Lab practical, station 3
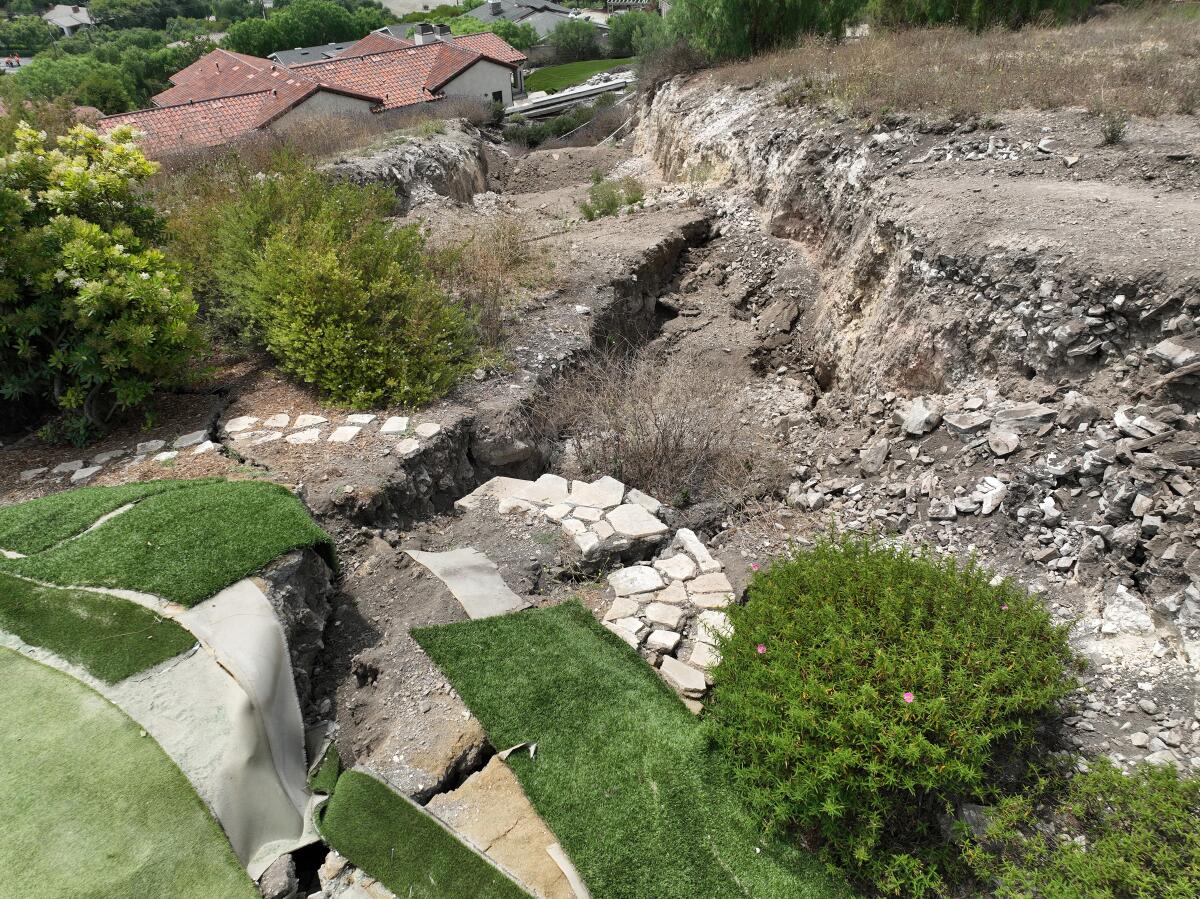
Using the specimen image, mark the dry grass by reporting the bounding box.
[533,351,763,508]
[717,3,1200,118]
[429,215,556,347]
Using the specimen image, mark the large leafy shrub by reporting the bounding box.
[966,757,1200,897]
[0,124,196,433]
[167,158,477,408]
[706,536,1076,895]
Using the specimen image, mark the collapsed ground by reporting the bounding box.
[3,19,1200,896]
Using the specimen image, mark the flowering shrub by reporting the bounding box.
[0,123,196,435]
[705,535,1077,895]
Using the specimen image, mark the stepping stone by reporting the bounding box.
[406,547,530,619]
[606,504,669,540]
[92,449,127,465]
[690,572,733,594]
[346,413,376,425]
[542,503,572,522]
[153,451,178,462]
[657,581,688,605]
[70,465,101,482]
[568,476,625,509]
[285,428,321,445]
[659,657,707,698]
[574,531,601,559]
[676,528,723,574]
[293,414,326,429]
[645,602,684,630]
[530,474,569,504]
[611,617,646,640]
[223,416,258,433]
[608,566,664,596]
[380,416,409,435]
[394,438,421,457]
[690,642,720,670]
[173,430,207,449]
[591,520,615,541]
[262,414,290,429]
[626,488,662,514]
[52,459,84,475]
[697,610,732,644]
[561,518,587,537]
[250,432,281,446]
[328,426,361,443]
[136,439,166,455]
[231,430,270,443]
[691,592,732,609]
[20,467,47,482]
[415,422,441,438]
[573,506,603,523]
[654,554,697,581]
[193,440,218,455]
[604,595,640,622]
[604,621,640,650]
[498,497,538,515]
[647,629,682,653]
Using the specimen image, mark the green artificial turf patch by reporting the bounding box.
[0,479,203,555]
[308,742,342,795]
[0,571,196,683]
[525,58,635,93]
[0,647,258,898]
[317,769,531,899]
[414,601,849,899]
[5,480,335,606]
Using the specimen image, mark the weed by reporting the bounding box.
[1096,107,1130,146]
[579,177,644,221]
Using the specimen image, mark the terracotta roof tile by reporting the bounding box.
[154,49,298,106]
[297,43,444,110]
[99,91,284,155]
[424,43,485,92]
[452,31,527,66]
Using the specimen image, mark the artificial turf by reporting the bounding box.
[317,769,531,899]
[525,57,635,93]
[4,480,335,606]
[414,601,850,899]
[0,479,202,555]
[0,647,258,898]
[0,571,196,683]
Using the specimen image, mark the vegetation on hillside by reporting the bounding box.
[221,0,392,58]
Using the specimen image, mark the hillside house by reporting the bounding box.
[97,30,526,156]
[42,4,94,36]
[462,0,610,40]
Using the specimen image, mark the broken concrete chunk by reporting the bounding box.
[645,602,685,630]
[900,396,943,436]
[608,566,665,596]
[988,431,1021,457]
[647,629,682,653]
[568,476,626,509]
[222,416,258,434]
[992,403,1056,433]
[944,412,991,436]
[173,430,207,449]
[380,416,410,435]
[604,596,640,622]
[676,528,723,573]
[659,656,707,698]
[653,554,697,581]
[625,488,662,515]
[292,414,327,429]
[606,503,669,540]
[285,428,321,445]
[327,426,361,443]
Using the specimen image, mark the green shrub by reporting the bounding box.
[548,18,601,63]
[966,757,1200,898]
[580,176,644,220]
[0,123,196,436]
[705,535,1077,895]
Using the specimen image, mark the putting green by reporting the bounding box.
[0,648,258,898]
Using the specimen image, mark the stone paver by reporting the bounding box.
[92,449,127,464]
[568,476,625,509]
[293,414,326,429]
[647,629,682,653]
[173,430,207,449]
[406,547,530,619]
[223,416,258,434]
[346,413,376,425]
[327,426,361,443]
[606,504,669,540]
[689,642,720,670]
[659,657,707,698]
[262,414,290,429]
[604,596,640,621]
[285,428,320,445]
[644,602,684,630]
[676,528,723,573]
[608,566,664,597]
[70,465,101,482]
[653,554,697,581]
[415,422,441,438]
[380,416,409,435]
[394,438,421,456]
[20,467,47,481]
[697,611,732,645]
[689,572,733,594]
[52,459,83,474]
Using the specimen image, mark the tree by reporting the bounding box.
[489,19,539,52]
[0,124,197,434]
[0,16,58,57]
[15,54,135,104]
[667,0,860,59]
[73,68,133,112]
[222,17,278,57]
[548,18,600,63]
[608,9,666,57]
[222,0,384,57]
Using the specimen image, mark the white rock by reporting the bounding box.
[689,642,720,670]
[697,610,732,644]
[676,528,722,573]
[249,433,281,446]
[193,440,218,455]
[604,596,640,622]
[645,602,685,630]
[591,520,615,541]
[573,506,603,523]
[415,422,441,438]
[604,622,640,650]
[394,438,421,457]
[647,630,682,653]
[286,428,321,445]
[1101,586,1155,635]
[988,431,1021,457]
[53,459,84,474]
[691,592,732,609]
[19,467,47,481]
[346,413,376,425]
[293,414,327,429]
[328,426,361,443]
[135,439,165,455]
[153,450,178,462]
[659,657,707,698]
[608,566,665,596]
[606,504,669,540]
[262,414,290,429]
[173,430,207,449]
[901,396,943,436]
[91,449,127,465]
[498,497,538,515]
[223,416,258,434]
[574,531,601,559]
[689,572,733,594]
[654,554,697,581]
[993,402,1056,433]
[542,503,573,522]
[380,416,410,435]
[657,581,688,605]
[529,474,570,504]
[70,465,101,482]
[561,518,588,537]
[568,476,626,509]
[625,488,662,515]
[612,616,646,639]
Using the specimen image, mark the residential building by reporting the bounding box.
[42,4,94,36]
[463,0,610,40]
[97,30,527,157]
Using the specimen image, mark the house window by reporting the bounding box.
[492,90,504,103]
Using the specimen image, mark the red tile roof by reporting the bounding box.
[451,31,527,66]
[316,30,412,62]
[154,48,296,106]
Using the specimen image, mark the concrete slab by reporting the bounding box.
[406,548,530,619]
[380,416,410,435]
[328,426,361,443]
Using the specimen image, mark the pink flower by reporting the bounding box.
[756,643,767,655]
[903,691,915,703]
[1001,604,1009,611]
[751,563,760,572]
